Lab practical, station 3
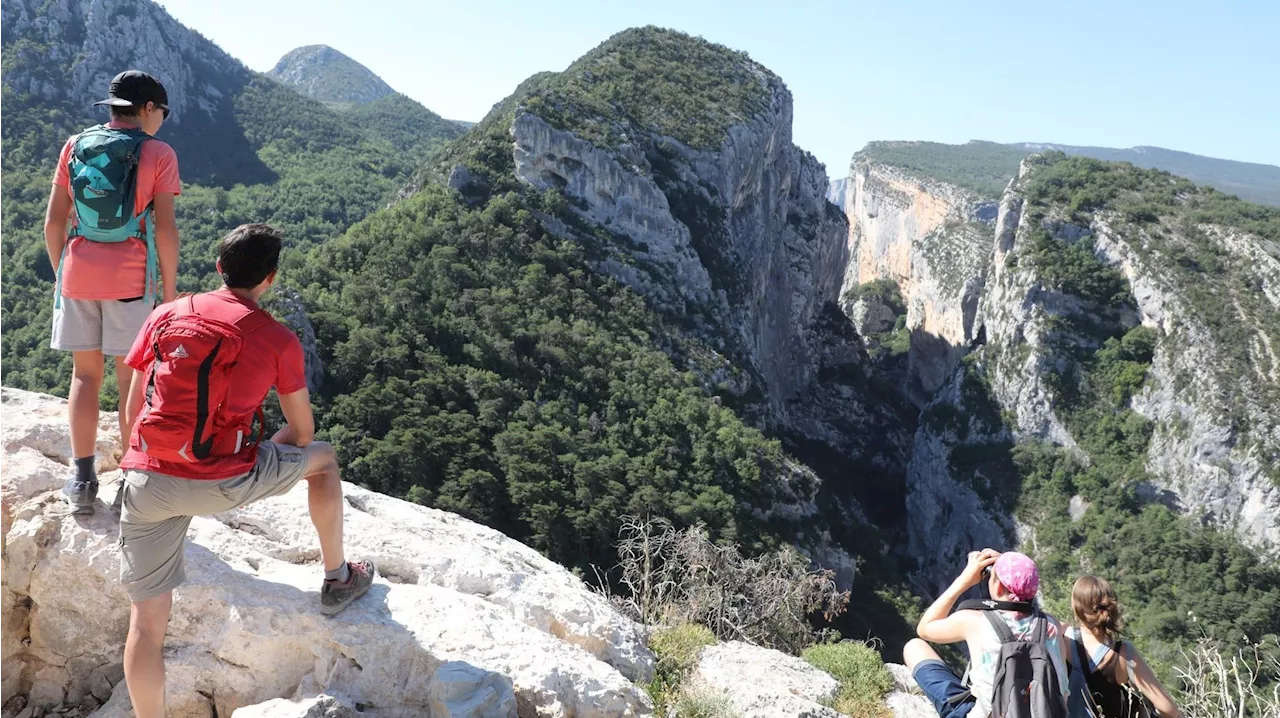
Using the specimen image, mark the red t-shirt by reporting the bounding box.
[52,121,181,300]
[120,289,309,480]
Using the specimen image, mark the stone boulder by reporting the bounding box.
[230,692,356,718]
[688,641,841,718]
[883,662,935,718]
[1,388,653,717]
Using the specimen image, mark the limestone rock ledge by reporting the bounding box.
[687,640,932,718]
[1,388,653,718]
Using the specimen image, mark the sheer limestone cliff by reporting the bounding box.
[457,28,914,566]
[841,159,998,402]
[846,154,1280,590]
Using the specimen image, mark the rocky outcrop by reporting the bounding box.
[686,642,930,718]
[1,0,248,124]
[268,45,396,104]
[883,664,935,718]
[1094,223,1280,552]
[904,361,1018,595]
[1,389,653,718]
[690,642,840,718]
[272,287,325,393]
[231,693,357,718]
[827,177,848,210]
[840,160,997,401]
[511,74,850,411]
[509,58,911,553]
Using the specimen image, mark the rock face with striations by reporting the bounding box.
[1,388,654,717]
[848,154,1280,589]
[268,45,397,105]
[1,0,247,123]
[840,158,998,402]
[499,28,911,552]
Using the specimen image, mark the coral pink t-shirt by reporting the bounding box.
[52,121,181,300]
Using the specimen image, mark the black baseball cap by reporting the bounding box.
[93,70,169,118]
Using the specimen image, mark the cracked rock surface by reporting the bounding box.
[1,388,653,717]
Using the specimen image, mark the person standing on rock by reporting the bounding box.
[115,223,377,718]
[47,70,181,516]
[904,550,1071,718]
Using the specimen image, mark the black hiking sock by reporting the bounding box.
[325,563,352,584]
[74,456,96,485]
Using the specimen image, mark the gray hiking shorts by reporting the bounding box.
[117,441,308,603]
[51,297,153,356]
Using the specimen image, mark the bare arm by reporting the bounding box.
[151,192,178,303]
[125,368,148,439]
[44,186,72,272]
[274,388,316,447]
[1124,645,1182,718]
[917,549,998,644]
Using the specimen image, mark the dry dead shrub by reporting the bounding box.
[597,515,849,654]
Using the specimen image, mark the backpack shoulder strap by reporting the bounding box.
[1035,611,1050,644]
[234,307,274,335]
[984,610,1018,644]
[1116,641,1139,686]
[1069,631,1092,675]
[954,598,1036,613]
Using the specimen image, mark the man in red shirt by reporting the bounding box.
[117,224,376,718]
[46,71,181,515]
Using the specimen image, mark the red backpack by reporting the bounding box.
[135,295,273,464]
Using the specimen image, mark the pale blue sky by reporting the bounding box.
[158,0,1280,176]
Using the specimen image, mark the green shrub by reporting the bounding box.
[674,686,742,718]
[802,641,894,718]
[648,624,718,714]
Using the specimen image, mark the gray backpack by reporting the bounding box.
[986,611,1068,718]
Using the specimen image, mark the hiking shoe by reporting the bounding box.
[61,478,98,515]
[320,560,376,616]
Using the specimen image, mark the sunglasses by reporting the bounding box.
[153,103,170,120]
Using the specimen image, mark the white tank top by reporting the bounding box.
[965,611,1071,717]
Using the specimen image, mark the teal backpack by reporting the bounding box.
[56,124,158,307]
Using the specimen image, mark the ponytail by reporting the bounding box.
[1072,575,1125,642]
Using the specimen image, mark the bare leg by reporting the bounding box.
[68,350,105,461]
[114,358,135,449]
[124,591,172,718]
[300,442,345,572]
[904,637,943,672]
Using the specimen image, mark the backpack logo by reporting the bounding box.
[171,344,189,359]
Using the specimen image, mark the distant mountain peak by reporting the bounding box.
[268,44,395,104]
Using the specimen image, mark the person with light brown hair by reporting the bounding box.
[1067,575,1183,718]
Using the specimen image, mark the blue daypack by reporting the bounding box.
[56,124,158,307]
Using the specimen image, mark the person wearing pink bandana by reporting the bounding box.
[904,550,1071,718]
